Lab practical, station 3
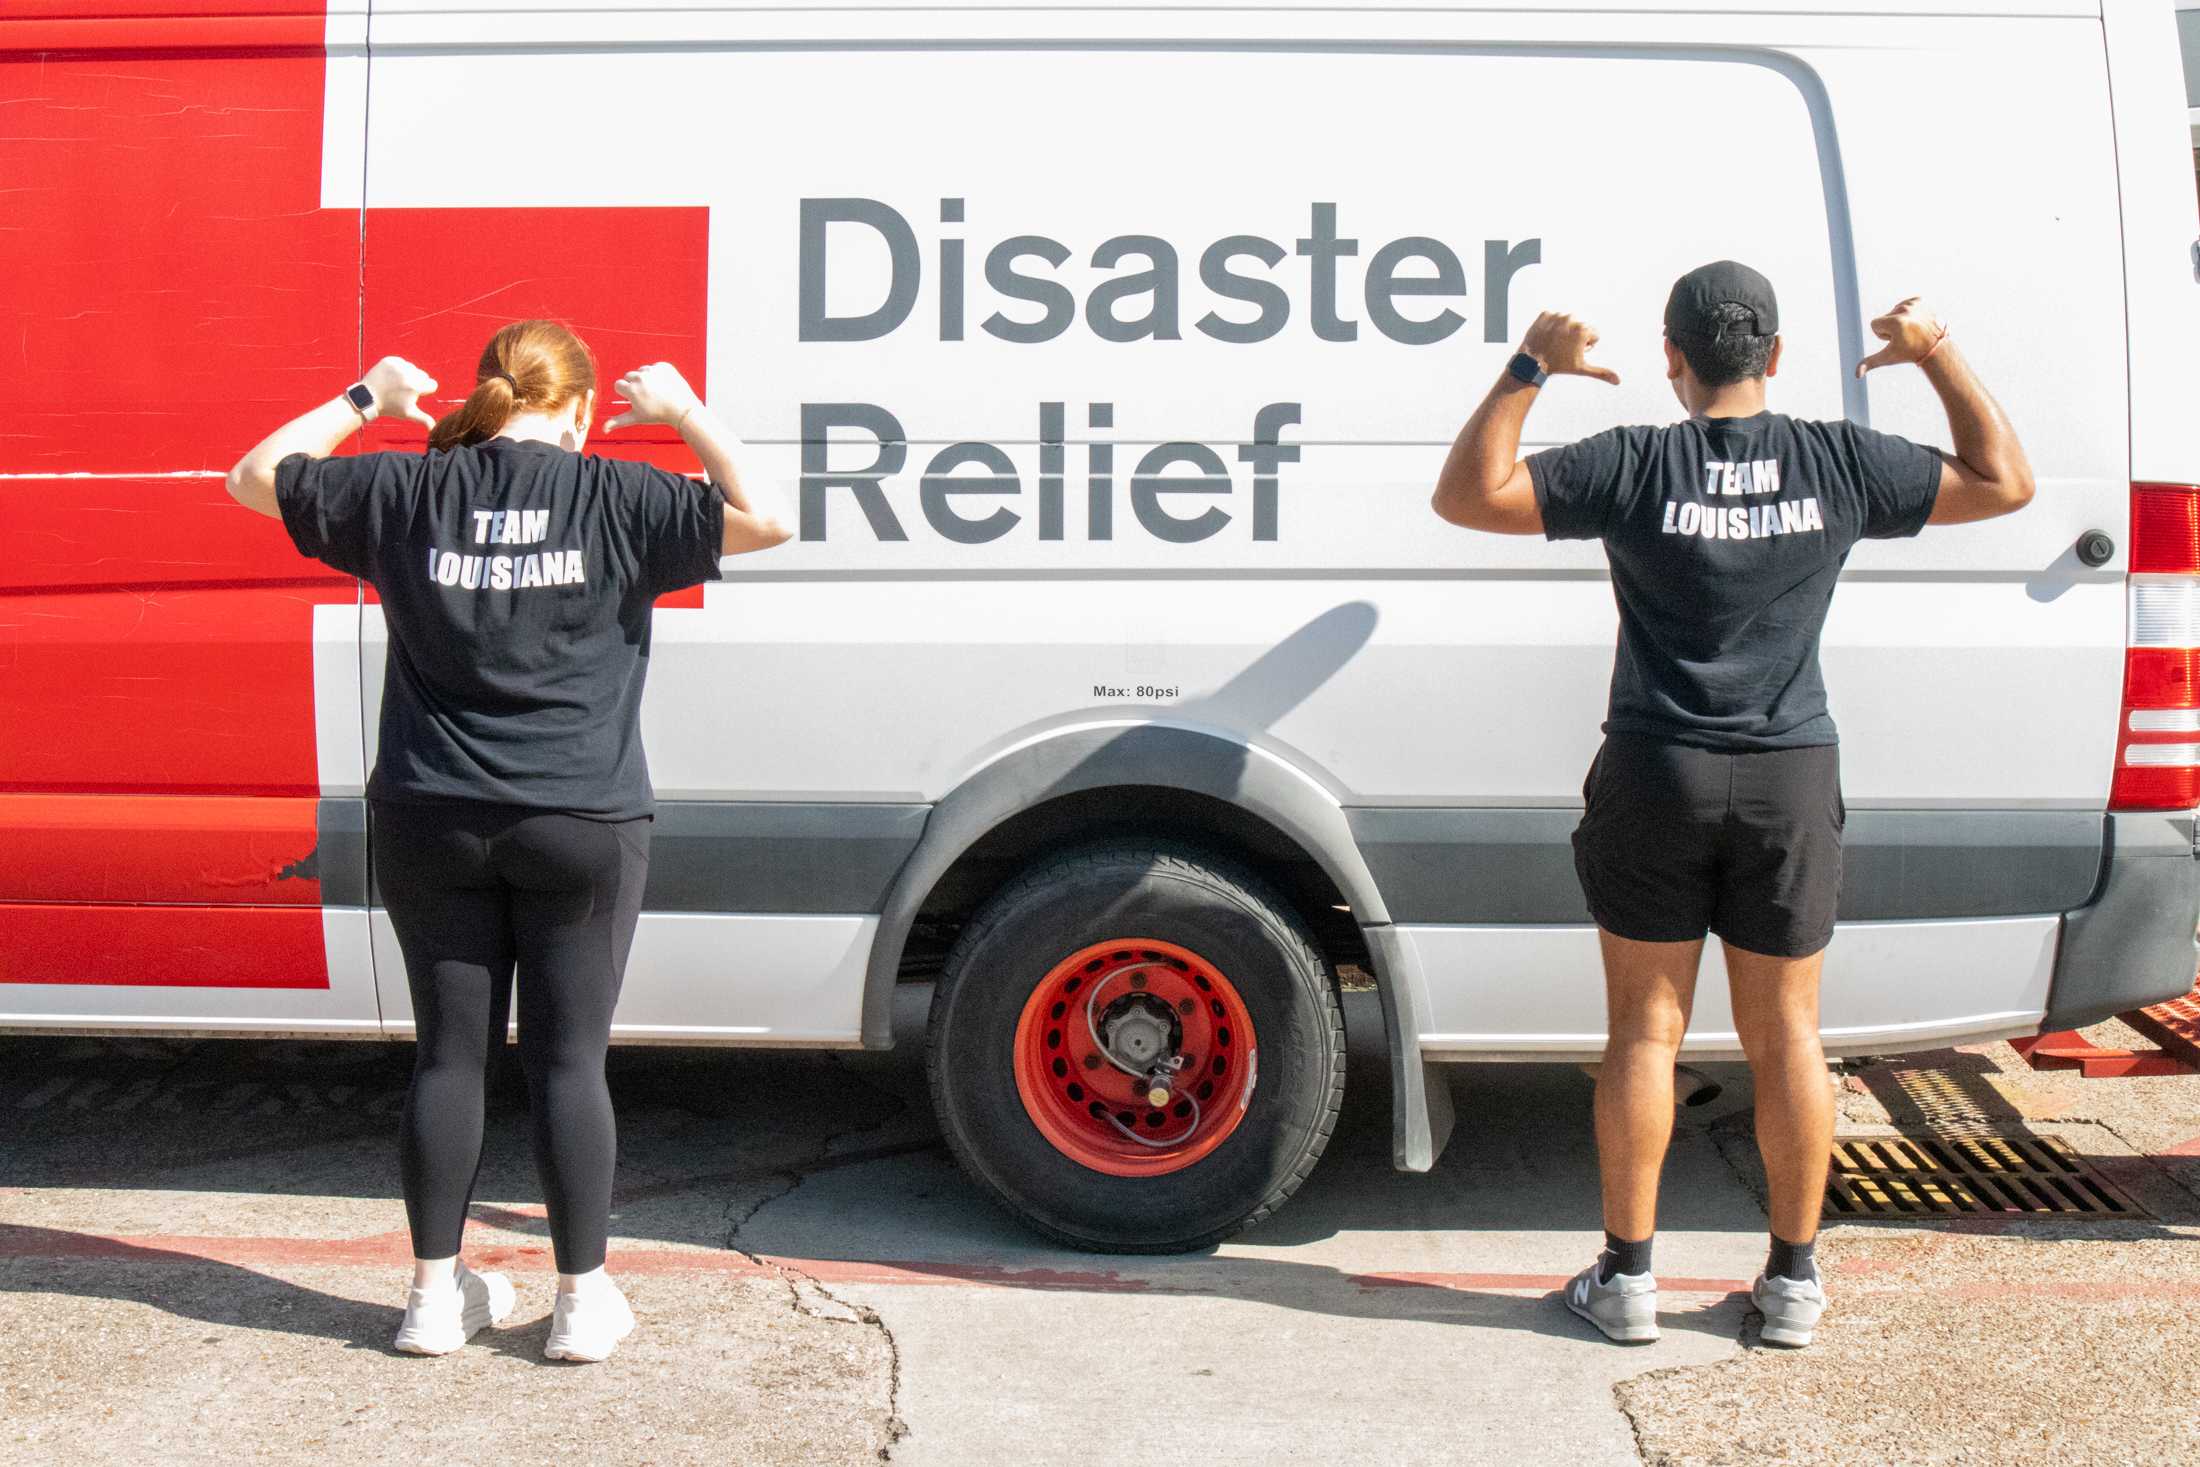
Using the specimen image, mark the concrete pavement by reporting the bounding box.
[5,992,2198,1465]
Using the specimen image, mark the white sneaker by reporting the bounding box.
[393,1262,516,1356]
[1564,1261,1660,1344]
[1751,1271,1827,1348]
[543,1279,636,1363]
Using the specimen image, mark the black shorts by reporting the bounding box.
[1571,733,1844,959]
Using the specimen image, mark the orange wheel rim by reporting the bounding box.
[1011,937,1258,1178]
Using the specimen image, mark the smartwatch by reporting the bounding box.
[1506,352,1549,389]
[343,382,378,421]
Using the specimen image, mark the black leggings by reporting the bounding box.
[373,800,650,1274]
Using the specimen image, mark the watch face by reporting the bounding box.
[345,382,375,411]
[1509,353,1545,386]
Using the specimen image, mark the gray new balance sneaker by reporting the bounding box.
[1563,1262,1659,1344]
[1751,1271,1827,1348]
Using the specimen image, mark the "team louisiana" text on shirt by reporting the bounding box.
[1661,456,1824,542]
[427,506,588,590]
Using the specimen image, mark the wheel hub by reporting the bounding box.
[1010,939,1260,1178]
[1097,993,1178,1070]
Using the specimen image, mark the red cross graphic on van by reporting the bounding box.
[0,3,707,985]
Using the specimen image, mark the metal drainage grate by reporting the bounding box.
[1884,1066,2002,1132]
[1826,1131,2143,1219]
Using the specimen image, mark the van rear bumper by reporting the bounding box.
[2042,812,2200,1031]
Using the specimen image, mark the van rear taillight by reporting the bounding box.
[2129,485,2200,574]
[2114,484,2200,810]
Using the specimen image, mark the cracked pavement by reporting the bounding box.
[5,993,2199,1465]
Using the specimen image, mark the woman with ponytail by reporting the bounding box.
[226,320,790,1361]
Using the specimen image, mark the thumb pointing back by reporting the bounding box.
[1854,345,1904,378]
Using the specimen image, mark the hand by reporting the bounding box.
[1855,297,1948,377]
[603,362,703,432]
[361,355,437,428]
[1518,312,1620,385]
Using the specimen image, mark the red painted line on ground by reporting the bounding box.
[0,1227,1145,1288]
[1352,1270,1748,1295]
[7,1227,2198,1304]
[2,1229,419,1269]
[2157,1134,2200,1158]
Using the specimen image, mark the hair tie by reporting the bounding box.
[490,371,519,394]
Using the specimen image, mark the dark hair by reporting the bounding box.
[427,319,598,451]
[1671,302,1776,388]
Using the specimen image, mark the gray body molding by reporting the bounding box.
[644,801,930,914]
[362,800,930,914]
[314,798,369,908]
[862,723,1455,1172]
[1349,807,2107,924]
[2043,811,2200,1030]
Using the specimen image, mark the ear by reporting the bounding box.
[1663,336,1685,382]
[1764,336,1783,379]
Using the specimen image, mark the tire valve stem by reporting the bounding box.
[1144,1056,1188,1108]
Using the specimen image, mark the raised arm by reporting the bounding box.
[225,356,436,518]
[603,363,793,554]
[1431,312,1620,535]
[1856,298,2034,525]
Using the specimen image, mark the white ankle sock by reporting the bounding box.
[412,1256,459,1291]
[559,1266,616,1300]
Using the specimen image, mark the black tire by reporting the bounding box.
[925,841,1345,1252]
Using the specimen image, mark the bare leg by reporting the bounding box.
[1724,940,1833,1245]
[1594,930,1706,1241]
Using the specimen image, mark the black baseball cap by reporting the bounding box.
[1664,260,1779,342]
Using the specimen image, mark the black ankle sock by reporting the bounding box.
[1598,1231,1654,1282]
[1767,1234,1818,1282]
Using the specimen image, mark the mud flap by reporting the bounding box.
[1366,924,1454,1171]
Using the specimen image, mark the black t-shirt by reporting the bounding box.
[276,437,725,818]
[1527,411,1941,751]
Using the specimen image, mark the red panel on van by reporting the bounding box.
[0,904,328,989]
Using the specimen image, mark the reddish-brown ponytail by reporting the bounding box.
[426,319,598,451]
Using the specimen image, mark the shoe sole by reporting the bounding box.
[544,1309,635,1363]
[1752,1287,1821,1349]
[1565,1292,1659,1344]
[392,1332,464,1356]
[543,1329,632,1363]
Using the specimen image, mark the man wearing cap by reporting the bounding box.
[1430,263,2034,1348]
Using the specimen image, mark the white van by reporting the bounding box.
[3,1,2195,1250]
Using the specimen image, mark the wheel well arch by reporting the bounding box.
[863,722,1394,1048]
[898,784,1373,986]
[862,724,1454,1174]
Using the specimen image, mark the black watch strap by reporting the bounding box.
[1507,352,1549,389]
[344,382,376,419]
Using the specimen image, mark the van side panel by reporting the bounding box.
[3,4,2139,1061]
[348,7,2133,1052]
